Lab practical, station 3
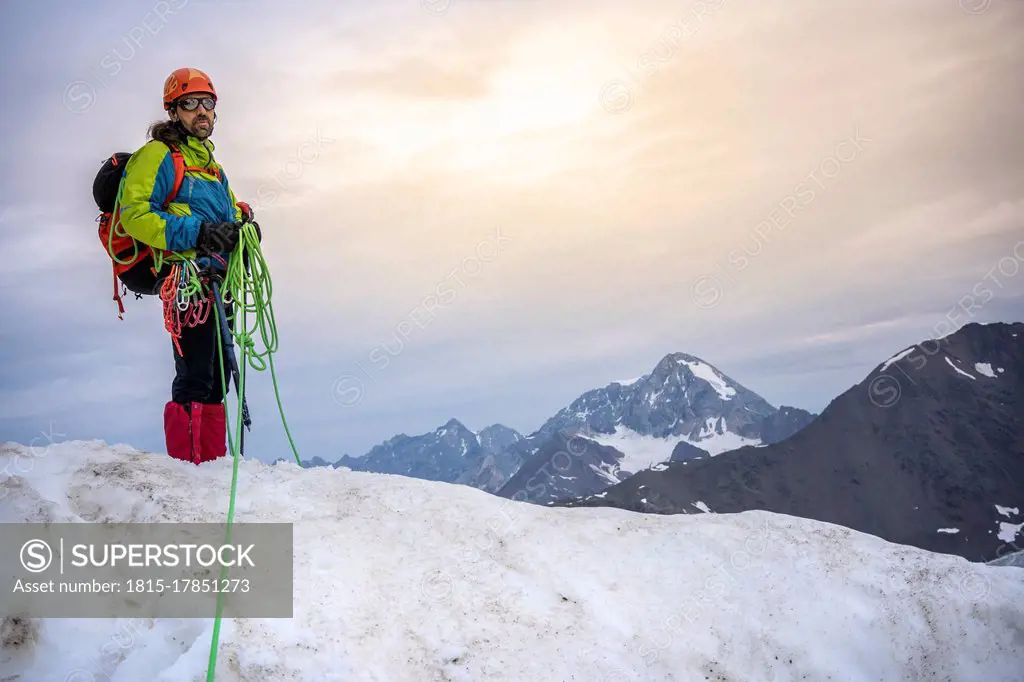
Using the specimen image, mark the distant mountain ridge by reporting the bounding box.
[325,420,524,485]
[313,351,814,500]
[560,321,1024,562]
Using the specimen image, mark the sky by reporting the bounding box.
[0,0,1022,464]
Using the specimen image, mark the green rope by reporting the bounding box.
[204,222,302,681]
[106,177,169,273]
[224,224,276,371]
[206,299,243,682]
[107,178,141,267]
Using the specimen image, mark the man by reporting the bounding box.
[118,67,252,465]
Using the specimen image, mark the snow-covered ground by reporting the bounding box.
[588,428,680,475]
[678,358,736,400]
[998,522,1024,543]
[589,422,760,481]
[878,346,916,373]
[690,416,762,454]
[946,356,977,380]
[994,505,1024,544]
[974,362,999,378]
[2,440,1024,681]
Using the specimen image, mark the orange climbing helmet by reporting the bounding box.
[162,67,217,110]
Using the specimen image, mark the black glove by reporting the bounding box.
[197,221,241,253]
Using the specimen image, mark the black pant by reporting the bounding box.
[119,255,233,406]
[171,304,232,405]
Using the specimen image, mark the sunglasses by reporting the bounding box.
[176,96,217,112]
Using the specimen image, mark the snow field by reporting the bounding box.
[1,440,1022,681]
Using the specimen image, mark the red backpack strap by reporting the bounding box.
[183,164,222,181]
[112,266,126,320]
[165,144,186,209]
[162,143,223,208]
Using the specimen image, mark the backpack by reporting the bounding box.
[93,143,187,319]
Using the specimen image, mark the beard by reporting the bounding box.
[189,116,214,138]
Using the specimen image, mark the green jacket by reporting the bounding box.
[119,133,243,261]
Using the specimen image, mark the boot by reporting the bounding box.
[197,402,227,463]
[164,400,198,464]
[164,401,227,464]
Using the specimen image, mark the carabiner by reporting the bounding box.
[176,291,190,311]
[176,274,191,311]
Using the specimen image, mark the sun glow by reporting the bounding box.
[349,33,615,180]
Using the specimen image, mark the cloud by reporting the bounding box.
[327,56,495,101]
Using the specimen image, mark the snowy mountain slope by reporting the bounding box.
[494,431,633,504]
[498,353,815,504]
[2,440,1024,681]
[532,352,811,450]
